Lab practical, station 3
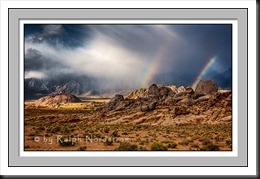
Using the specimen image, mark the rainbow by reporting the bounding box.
[141,48,165,88]
[140,27,179,88]
[191,56,217,89]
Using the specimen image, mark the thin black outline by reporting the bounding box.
[21,23,233,152]
[246,8,249,167]
[7,5,10,170]
[257,2,259,177]
[7,8,248,167]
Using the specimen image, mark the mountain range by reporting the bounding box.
[24,68,231,100]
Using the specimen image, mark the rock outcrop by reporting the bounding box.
[107,94,125,109]
[148,84,160,97]
[35,94,81,106]
[126,88,148,99]
[194,79,218,99]
[102,79,232,125]
[141,101,157,112]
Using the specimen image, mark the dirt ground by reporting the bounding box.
[24,99,232,151]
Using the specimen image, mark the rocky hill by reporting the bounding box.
[100,79,231,126]
[35,94,81,106]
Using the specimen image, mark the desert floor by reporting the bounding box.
[24,99,232,151]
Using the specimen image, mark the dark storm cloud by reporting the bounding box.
[25,24,89,48]
[171,24,232,73]
[24,24,232,88]
[25,25,65,44]
[24,48,43,71]
[24,47,77,79]
[25,48,61,71]
[84,24,231,76]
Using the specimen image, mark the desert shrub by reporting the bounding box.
[51,126,61,133]
[28,132,36,136]
[139,146,148,151]
[122,131,128,135]
[139,140,145,145]
[46,127,52,133]
[179,140,190,146]
[151,142,167,151]
[226,139,232,146]
[46,124,61,133]
[94,133,102,138]
[167,142,178,148]
[111,130,119,137]
[104,139,113,146]
[191,135,199,141]
[136,125,142,129]
[165,129,171,134]
[214,135,225,142]
[69,124,77,132]
[136,138,141,142]
[177,134,185,138]
[201,139,211,146]
[115,142,138,151]
[77,146,87,151]
[200,142,219,151]
[151,133,157,138]
[191,143,200,148]
[36,126,45,131]
[61,126,70,134]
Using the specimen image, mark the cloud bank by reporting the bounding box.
[24,24,232,90]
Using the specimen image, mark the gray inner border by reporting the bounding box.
[8,8,247,167]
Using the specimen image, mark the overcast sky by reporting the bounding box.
[24,24,232,89]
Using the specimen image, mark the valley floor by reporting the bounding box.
[24,99,232,151]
